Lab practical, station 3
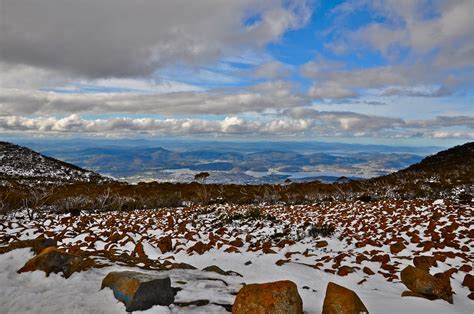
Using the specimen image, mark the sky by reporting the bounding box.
[0,0,473,145]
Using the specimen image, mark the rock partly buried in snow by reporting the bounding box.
[157,235,173,254]
[316,240,329,248]
[400,265,453,304]
[101,271,174,312]
[232,280,302,314]
[202,265,242,277]
[322,282,369,314]
[17,246,95,278]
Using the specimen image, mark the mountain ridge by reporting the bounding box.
[0,141,110,185]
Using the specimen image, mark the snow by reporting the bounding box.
[0,200,472,313]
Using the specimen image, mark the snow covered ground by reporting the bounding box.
[0,200,472,313]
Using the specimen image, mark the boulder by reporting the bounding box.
[17,246,95,278]
[232,280,302,314]
[322,282,369,314]
[101,271,174,312]
[400,266,453,304]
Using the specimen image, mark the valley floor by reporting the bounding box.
[0,200,472,313]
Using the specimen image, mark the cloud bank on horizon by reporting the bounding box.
[0,0,473,142]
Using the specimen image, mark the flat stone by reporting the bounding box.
[101,271,175,312]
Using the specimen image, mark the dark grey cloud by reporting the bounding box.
[0,0,310,78]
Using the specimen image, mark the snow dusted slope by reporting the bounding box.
[0,200,472,313]
[0,141,109,185]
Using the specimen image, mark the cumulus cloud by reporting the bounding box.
[0,0,311,78]
[307,0,474,99]
[1,112,472,139]
[0,114,315,136]
[284,108,405,131]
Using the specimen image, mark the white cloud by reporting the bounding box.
[1,112,471,139]
[308,82,357,99]
[251,61,291,79]
[0,85,307,116]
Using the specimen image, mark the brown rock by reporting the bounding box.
[232,280,302,314]
[275,259,289,266]
[277,239,296,248]
[187,241,209,255]
[462,274,473,291]
[17,246,95,278]
[371,254,390,264]
[132,242,146,258]
[157,236,173,253]
[337,266,353,277]
[363,267,375,276]
[230,238,244,247]
[413,256,437,272]
[316,240,329,248]
[390,242,406,254]
[459,264,472,273]
[400,266,453,304]
[322,282,369,314]
[225,246,241,253]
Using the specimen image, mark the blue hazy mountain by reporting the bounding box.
[5,138,440,183]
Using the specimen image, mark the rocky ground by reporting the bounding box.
[0,199,472,313]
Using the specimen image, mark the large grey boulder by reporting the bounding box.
[101,271,175,312]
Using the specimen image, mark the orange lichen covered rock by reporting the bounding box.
[101,271,174,312]
[322,282,369,314]
[17,246,95,278]
[232,280,302,314]
[400,265,453,304]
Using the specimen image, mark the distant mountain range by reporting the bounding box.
[1,141,472,202]
[10,142,427,184]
